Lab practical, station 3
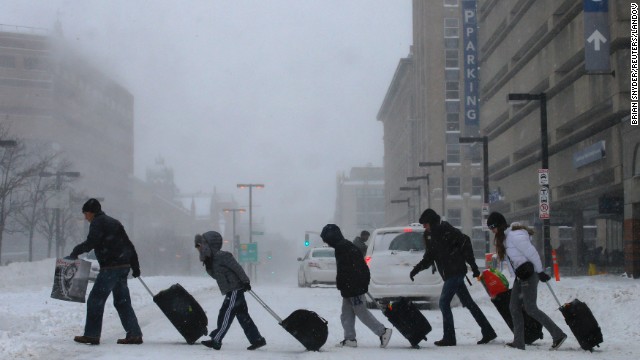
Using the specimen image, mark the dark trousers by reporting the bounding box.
[210,289,263,344]
[84,267,142,338]
[439,275,495,342]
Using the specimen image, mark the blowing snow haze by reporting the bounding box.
[0,1,412,239]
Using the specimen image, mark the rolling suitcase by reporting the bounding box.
[139,278,208,344]
[491,289,544,345]
[249,290,328,351]
[381,297,431,348]
[546,283,603,351]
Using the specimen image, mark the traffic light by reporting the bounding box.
[304,233,310,246]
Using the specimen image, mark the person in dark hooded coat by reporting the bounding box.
[195,231,266,351]
[320,224,392,348]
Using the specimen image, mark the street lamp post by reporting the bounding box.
[40,171,81,258]
[459,136,490,253]
[418,160,445,215]
[399,186,421,218]
[223,208,245,259]
[407,175,430,209]
[507,92,551,267]
[390,198,412,224]
[237,183,264,280]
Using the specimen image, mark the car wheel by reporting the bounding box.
[298,272,305,287]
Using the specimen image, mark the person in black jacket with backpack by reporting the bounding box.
[68,198,143,345]
[320,224,392,348]
[410,209,496,346]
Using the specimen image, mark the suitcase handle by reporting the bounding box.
[138,277,155,298]
[365,292,384,311]
[247,290,283,323]
[544,282,562,308]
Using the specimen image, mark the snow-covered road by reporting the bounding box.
[1,259,638,359]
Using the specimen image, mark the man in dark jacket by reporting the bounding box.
[68,198,143,345]
[195,231,266,351]
[410,209,496,346]
[320,224,392,348]
[352,230,370,256]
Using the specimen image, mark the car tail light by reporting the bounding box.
[365,256,371,266]
[308,261,320,268]
[403,227,413,232]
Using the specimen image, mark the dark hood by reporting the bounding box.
[320,224,344,247]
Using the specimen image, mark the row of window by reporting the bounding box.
[446,207,484,229]
[447,176,483,197]
[0,54,49,70]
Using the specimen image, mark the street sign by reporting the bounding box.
[238,243,258,263]
[539,186,550,219]
[481,203,489,215]
[538,169,549,185]
[583,0,611,72]
[251,231,264,236]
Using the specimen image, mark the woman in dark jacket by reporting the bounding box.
[321,224,392,348]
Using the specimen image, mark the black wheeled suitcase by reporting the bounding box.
[139,279,208,344]
[382,297,431,348]
[491,289,544,345]
[558,299,603,351]
[248,290,328,351]
[280,309,329,351]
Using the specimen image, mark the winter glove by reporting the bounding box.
[537,271,551,282]
[131,267,141,278]
[243,282,252,291]
[472,269,481,278]
[409,267,420,282]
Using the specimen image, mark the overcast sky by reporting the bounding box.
[0,0,412,240]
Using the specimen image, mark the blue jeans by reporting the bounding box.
[84,267,142,338]
[209,289,263,345]
[439,275,494,342]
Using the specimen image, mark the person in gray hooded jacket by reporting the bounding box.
[195,231,266,351]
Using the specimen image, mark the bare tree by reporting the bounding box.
[0,133,46,262]
[12,153,67,261]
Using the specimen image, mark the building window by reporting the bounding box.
[447,208,462,227]
[445,81,459,100]
[446,113,460,132]
[0,55,16,68]
[445,100,460,113]
[444,0,459,6]
[447,176,461,196]
[444,18,459,38]
[470,144,482,164]
[445,49,459,68]
[444,38,459,49]
[472,208,482,227]
[446,133,460,164]
[472,177,482,197]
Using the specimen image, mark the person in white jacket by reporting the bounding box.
[487,212,567,351]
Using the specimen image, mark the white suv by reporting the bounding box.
[365,224,443,309]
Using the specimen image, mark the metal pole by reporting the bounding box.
[55,174,61,258]
[540,93,551,268]
[426,175,431,209]
[482,136,490,254]
[440,160,445,216]
[232,210,237,258]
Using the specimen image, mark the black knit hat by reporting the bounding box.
[82,198,101,214]
[419,208,441,227]
[486,212,507,229]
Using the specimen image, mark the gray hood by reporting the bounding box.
[195,231,223,262]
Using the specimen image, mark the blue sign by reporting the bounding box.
[573,140,606,168]
[583,0,610,72]
[238,243,258,263]
[462,0,479,127]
